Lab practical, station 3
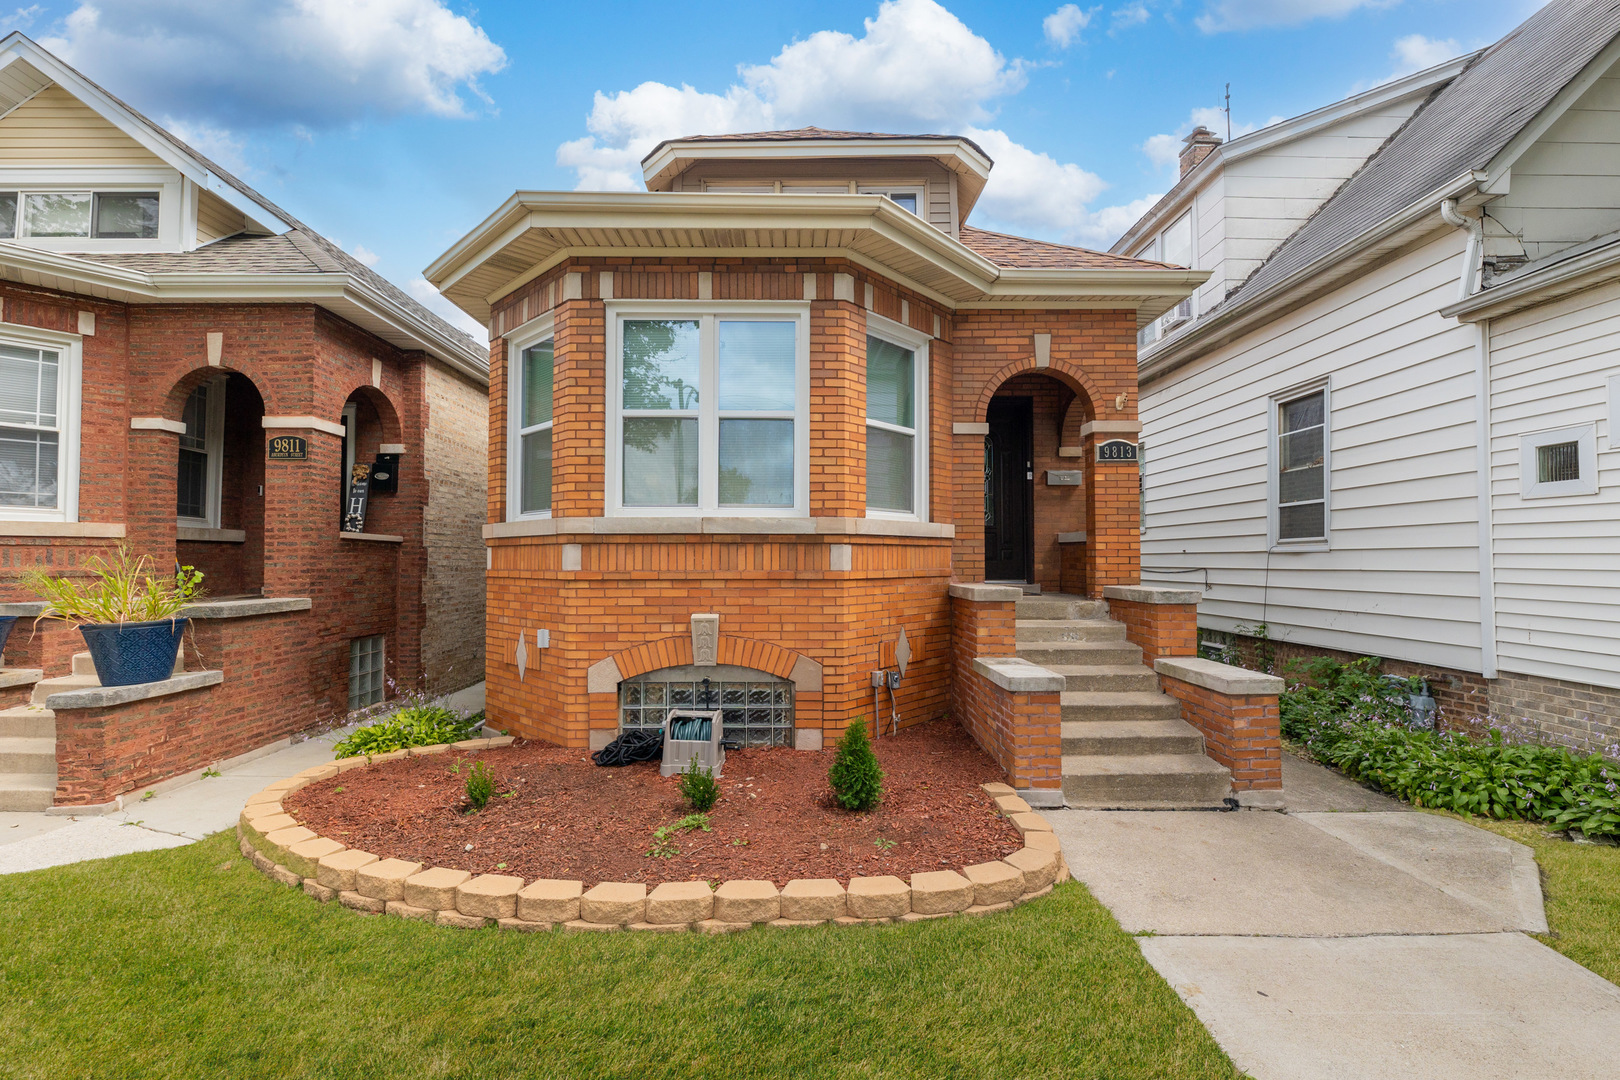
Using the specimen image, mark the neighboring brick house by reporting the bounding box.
[0,35,489,810]
[427,129,1279,809]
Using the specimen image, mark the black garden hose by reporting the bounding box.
[591,728,664,766]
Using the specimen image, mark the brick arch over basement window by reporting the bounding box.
[608,633,805,683]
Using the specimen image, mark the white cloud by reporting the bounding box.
[1043,4,1094,48]
[1194,0,1398,33]
[1110,2,1151,33]
[0,5,42,30]
[162,117,250,175]
[1140,106,1281,172]
[1389,33,1463,75]
[40,0,506,128]
[1142,133,1181,170]
[407,277,487,342]
[558,0,1024,191]
[558,0,1151,248]
[351,244,381,268]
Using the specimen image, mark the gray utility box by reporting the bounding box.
[660,709,724,778]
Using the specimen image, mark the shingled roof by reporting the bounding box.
[959,225,1178,271]
[1233,0,1620,308]
[643,127,990,163]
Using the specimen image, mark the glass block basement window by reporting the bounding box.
[619,667,794,747]
[349,635,385,712]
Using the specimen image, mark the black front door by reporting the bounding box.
[984,396,1033,582]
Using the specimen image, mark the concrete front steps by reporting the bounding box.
[1013,593,1232,810]
[0,653,98,811]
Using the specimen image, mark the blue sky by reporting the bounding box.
[3,0,1546,337]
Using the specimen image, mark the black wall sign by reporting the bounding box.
[342,462,372,533]
[1096,439,1139,463]
[267,435,307,461]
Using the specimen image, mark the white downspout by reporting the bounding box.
[1440,198,1499,683]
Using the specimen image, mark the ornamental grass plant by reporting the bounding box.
[24,544,205,625]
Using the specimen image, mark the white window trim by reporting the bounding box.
[606,301,811,518]
[0,168,183,252]
[1608,373,1619,451]
[857,185,926,216]
[1267,378,1331,551]
[177,373,227,529]
[0,322,81,523]
[1519,424,1598,499]
[864,311,931,523]
[505,313,557,521]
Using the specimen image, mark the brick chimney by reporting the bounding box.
[1179,126,1222,178]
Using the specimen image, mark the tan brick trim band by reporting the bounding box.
[237,753,1066,933]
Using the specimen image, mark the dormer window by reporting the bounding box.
[859,187,921,215]
[0,190,160,240]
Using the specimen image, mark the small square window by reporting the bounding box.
[1519,425,1598,499]
[349,635,385,711]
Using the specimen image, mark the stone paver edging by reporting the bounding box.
[236,744,1065,932]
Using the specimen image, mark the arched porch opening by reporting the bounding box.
[338,386,405,536]
[982,371,1093,593]
[168,368,267,597]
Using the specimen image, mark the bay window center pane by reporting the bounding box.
[719,419,793,506]
[623,320,700,409]
[24,193,90,237]
[718,321,795,410]
[623,417,698,506]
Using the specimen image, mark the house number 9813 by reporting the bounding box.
[1095,439,1138,463]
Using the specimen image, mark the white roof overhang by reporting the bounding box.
[425,192,1208,328]
[0,242,489,383]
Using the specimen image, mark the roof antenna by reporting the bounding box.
[1224,83,1231,141]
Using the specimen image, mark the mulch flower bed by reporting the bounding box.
[285,718,1022,887]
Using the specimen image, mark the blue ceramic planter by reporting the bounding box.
[79,618,187,687]
[0,615,16,661]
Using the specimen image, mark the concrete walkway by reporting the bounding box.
[0,728,357,874]
[1049,752,1620,1080]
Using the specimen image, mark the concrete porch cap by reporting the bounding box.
[1103,584,1203,605]
[1154,656,1283,696]
[949,583,1024,603]
[972,656,1065,693]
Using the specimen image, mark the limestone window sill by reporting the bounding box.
[184,598,311,619]
[177,527,247,543]
[339,531,404,543]
[0,521,125,538]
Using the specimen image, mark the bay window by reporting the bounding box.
[865,319,929,518]
[610,305,808,516]
[0,329,80,520]
[506,317,556,518]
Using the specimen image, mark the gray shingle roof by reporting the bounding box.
[1233,0,1620,306]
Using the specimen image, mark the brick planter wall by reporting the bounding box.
[949,584,1062,797]
[1154,657,1284,795]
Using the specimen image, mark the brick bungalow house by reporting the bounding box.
[0,35,489,810]
[427,130,1286,808]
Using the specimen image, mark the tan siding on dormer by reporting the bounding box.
[0,84,164,166]
[196,190,247,244]
[670,157,958,235]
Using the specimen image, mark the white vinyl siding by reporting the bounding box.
[0,85,162,167]
[1487,278,1620,691]
[1140,230,1486,671]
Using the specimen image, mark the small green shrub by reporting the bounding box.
[678,760,719,811]
[829,717,884,811]
[464,761,494,811]
[1286,656,1620,838]
[331,704,479,758]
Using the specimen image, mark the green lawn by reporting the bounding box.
[0,833,1241,1080]
[1457,815,1620,986]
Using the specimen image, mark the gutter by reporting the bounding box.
[1441,233,1620,321]
[1138,170,1481,384]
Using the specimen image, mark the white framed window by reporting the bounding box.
[607,303,810,517]
[505,316,556,519]
[858,186,924,216]
[0,325,81,522]
[865,314,930,520]
[0,190,160,239]
[1519,424,1598,499]
[176,375,226,528]
[1269,383,1329,547]
[348,635,385,711]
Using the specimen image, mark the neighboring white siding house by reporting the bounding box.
[1115,0,1620,751]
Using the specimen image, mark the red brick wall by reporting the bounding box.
[948,593,1061,790]
[1059,542,1087,596]
[990,373,1086,591]
[1159,675,1281,791]
[1108,598,1198,660]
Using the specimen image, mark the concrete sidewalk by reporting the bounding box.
[0,727,358,874]
[1049,753,1620,1080]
